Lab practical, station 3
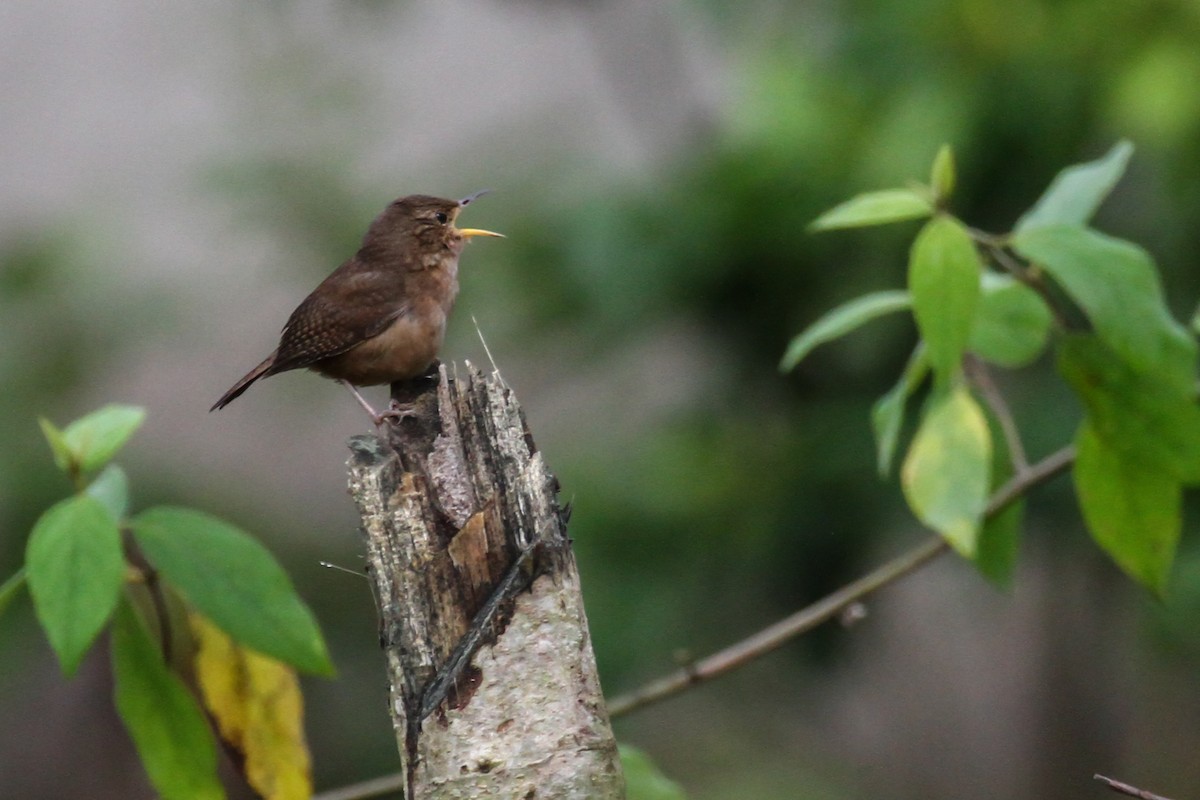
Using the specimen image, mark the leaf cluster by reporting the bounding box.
[784,142,1198,595]
[5,406,332,799]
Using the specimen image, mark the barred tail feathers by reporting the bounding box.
[210,352,277,411]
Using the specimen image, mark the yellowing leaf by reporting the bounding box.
[190,614,312,800]
[901,385,992,556]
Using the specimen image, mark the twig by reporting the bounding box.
[122,529,174,665]
[967,228,1076,333]
[1094,774,1178,800]
[965,355,1028,472]
[144,566,173,666]
[607,445,1076,719]
[313,772,405,800]
[607,535,947,718]
[985,445,1073,516]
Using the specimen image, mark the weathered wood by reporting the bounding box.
[346,363,623,799]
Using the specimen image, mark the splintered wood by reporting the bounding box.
[346,364,623,799]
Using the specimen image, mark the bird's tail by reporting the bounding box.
[210,352,277,412]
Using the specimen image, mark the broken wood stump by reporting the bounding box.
[346,363,623,799]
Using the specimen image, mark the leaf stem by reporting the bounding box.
[968,228,1075,333]
[965,355,1028,472]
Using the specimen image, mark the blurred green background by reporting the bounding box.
[3,1,1200,798]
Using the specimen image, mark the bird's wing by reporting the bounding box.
[270,268,409,373]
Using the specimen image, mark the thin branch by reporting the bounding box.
[967,228,1075,333]
[313,772,405,800]
[986,445,1074,516]
[144,566,174,666]
[1094,774,1178,800]
[122,529,175,665]
[965,356,1028,472]
[607,535,948,718]
[991,249,1071,330]
[607,445,1076,719]
[965,227,1008,249]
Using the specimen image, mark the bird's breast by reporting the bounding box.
[313,306,447,386]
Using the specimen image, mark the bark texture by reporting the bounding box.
[346,363,623,799]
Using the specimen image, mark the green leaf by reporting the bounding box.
[1014,140,1134,234]
[974,404,1023,587]
[1074,421,1179,596]
[930,144,955,204]
[977,499,1022,587]
[0,569,27,620]
[26,495,126,675]
[908,216,982,382]
[63,405,146,475]
[871,345,928,477]
[810,188,933,231]
[130,507,333,676]
[111,598,225,800]
[1015,225,1196,390]
[901,385,992,556]
[86,463,130,522]
[780,290,911,372]
[620,744,688,800]
[39,417,75,474]
[967,273,1052,367]
[1057,335,1200,483]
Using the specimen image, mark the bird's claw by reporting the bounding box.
[373,402,416,427]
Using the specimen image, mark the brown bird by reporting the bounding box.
[211,191,502,422]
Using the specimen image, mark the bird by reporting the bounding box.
[211,191,502,423]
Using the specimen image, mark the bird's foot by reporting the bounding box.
[372,400,417,428]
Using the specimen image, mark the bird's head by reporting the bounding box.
[364,192,503,264]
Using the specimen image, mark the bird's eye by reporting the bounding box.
[434,212,448,224]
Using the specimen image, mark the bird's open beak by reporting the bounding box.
[456,190,502,237]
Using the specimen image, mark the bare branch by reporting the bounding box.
[608,536,947,718]
[1094,774,1179,800]
[986,445,1074,516]
[313,773,405,800]
[607,445,1076,719]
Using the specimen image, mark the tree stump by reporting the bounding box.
[346,363,623,799]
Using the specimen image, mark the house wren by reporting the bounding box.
[211,192,502,422]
